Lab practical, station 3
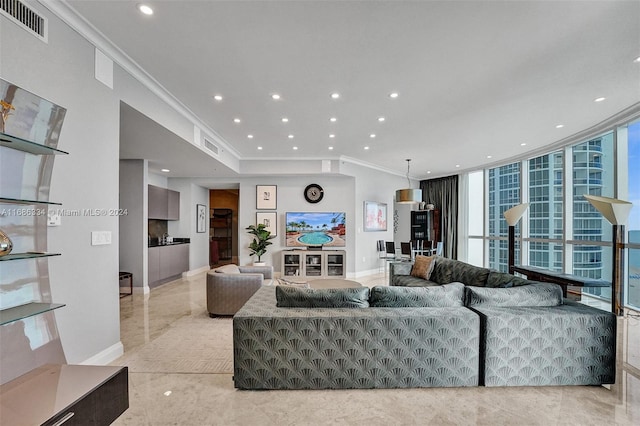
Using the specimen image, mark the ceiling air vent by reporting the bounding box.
[203,137,219,156]
[0,0,48,42]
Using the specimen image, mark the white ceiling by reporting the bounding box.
[66,0,640,179]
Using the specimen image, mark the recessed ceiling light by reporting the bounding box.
[271,93,281,100]
[455,164,460,168]
[634,56,640,63]
[257,146,263,150]
[213,95,223,101]
[487,155,492,159]
[288,134,294,139]
[247,134,254,139]
[369,134,376,138]
[293,146,298,150]
[389,92,399,99]
[378,117,385,122]
[521,143,527,146]
[328,146,334,150]
[555,124,564,129]
[330,117,337,122]
[364,146,370,150]
[594,97,606,102]
[233,118,241,123]
[331,93,340,99]
[281,117,289,123]
[138,4,153,15]
[161,168,170,173]
[427,171,431,174]
[329,134,335,138]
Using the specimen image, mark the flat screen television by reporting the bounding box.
[285,212,346,247]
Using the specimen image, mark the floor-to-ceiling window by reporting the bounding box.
[627,121,640,309]
[487,163,520,272]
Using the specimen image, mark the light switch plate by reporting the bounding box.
[91,231,112,245]
[48,210,61,226]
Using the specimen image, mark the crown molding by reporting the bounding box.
[40,0,241,160]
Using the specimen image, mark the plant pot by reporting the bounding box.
[253,262,266,266]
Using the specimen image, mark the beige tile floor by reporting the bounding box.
[112,271,640,425]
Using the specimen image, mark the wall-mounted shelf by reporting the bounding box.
[0,132,69,155]
[0,253,61,262]
[0,302,65,326]
[0,197,62,205]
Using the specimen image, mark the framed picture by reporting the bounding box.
[196,204,207,233]
[256,212,277,237]
[364,201,387,232]
[256,185,277,210]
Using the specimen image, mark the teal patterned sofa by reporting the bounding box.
[233,258,616,390]
[233,285,480,390]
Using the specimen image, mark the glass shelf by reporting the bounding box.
[0,253,61,261]
[0,132,68,155]
[0,302,65,326]
[0,197,62,205]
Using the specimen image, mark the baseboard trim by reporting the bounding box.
[80,341,124,366]
[185,265,210,277]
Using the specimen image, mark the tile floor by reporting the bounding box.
[112,271,640,425]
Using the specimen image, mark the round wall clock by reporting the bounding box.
[304,183,324,203]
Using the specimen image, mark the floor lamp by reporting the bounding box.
[504,203,529,275]
[584,195,633,316]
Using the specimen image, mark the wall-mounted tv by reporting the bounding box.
[285,212,346,247]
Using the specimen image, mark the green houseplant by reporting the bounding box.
[245,223,276,265]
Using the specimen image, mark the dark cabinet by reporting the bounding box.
[148,244,189,287]
[210,209,232,261]
[148,185,180,220]
[410,210,440,247]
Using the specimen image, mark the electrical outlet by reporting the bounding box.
[91,231,112,246]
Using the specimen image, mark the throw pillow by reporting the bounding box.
[410,255,435,280]
[214,264,241,274]
[465,282,563,307]
[276,286,370,308]
[369,282,465,307]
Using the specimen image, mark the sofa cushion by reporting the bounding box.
[465,282,563,307]
[486,271,530,288]
[410,255,435,280]
[370,282,465,307]
[214,264,241,274]
[430,257,490,287]
[275,286,370,308]
[392,275,439,287]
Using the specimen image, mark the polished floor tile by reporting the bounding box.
[112,272,640,425]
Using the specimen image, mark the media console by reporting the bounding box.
[281,250,346,279]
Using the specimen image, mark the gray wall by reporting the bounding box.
[119,160,147,289]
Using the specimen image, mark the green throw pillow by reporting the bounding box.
[369,283,464,307]
[276,286,370,308]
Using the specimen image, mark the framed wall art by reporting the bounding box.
[256,212,277,237]
[364,201,387,232]
[196,204,207,233]
[256,185,277,210]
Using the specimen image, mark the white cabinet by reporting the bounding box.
[281,250,346,279]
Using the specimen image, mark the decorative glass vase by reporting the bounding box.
[0,229,13,256]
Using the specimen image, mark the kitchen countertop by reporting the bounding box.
[148,238,190,248]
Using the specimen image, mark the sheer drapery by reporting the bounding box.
[421,175,458,258]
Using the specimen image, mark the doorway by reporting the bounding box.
[209,189,239,267]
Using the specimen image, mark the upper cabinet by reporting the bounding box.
[148,185,180,220]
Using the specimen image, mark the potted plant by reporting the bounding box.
[246,223,275,265]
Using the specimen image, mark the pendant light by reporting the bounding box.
[396,159,422,204]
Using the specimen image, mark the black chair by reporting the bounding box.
[400,242,412,260]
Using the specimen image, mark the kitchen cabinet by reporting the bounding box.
[148,185,180,220]
[148,243,189,288]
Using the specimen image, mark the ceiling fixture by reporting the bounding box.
[257,146,263,150]
[293,146,298,150]
[138,4,154,15]
[281,117,289,123]
[378,117,385,122]
[271,93,281,100]
[161,168,170,173]
[594,97,606,102]
[247,134,254,139]
[487,155,492,159]
[396,159,422,204]
[364,146,370,150]
[521,143,527,146]
[233,118,241,123]
[331,93,340,99]
[330,117,337,122]
[389,92,399,99]
[634,56,640,63]
[369,134,376,138]
[213,95,223,101]
[288,134,294,139]
[555,124,564,128]
[455,164,460,168]
[328,146,334,150]
[329,134,335,138]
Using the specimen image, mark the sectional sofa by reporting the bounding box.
[232,257,616,390]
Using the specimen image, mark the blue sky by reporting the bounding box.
[628,122,640,233]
